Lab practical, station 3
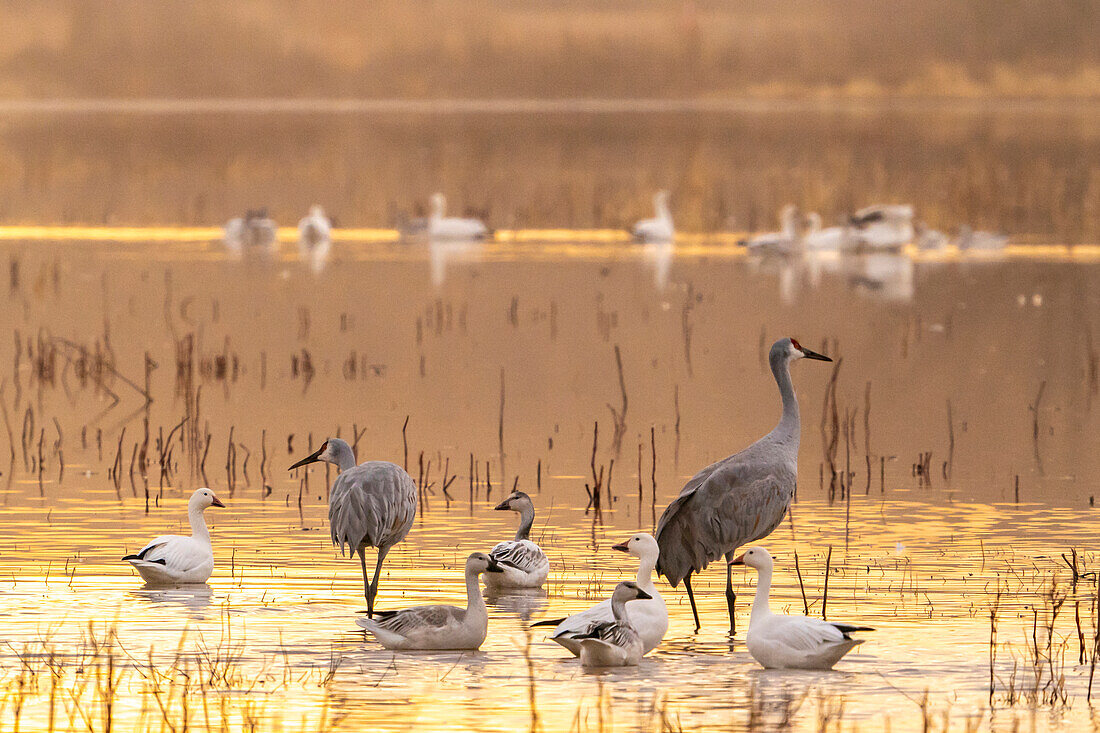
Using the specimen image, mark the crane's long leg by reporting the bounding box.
[357,547,373,617]
[683,573,701,632]
[367,546,389,617]
[724,551,737,636]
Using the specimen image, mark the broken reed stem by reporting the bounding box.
[822,545,833,620]
[794,550,809,615]
[402,416,409,472]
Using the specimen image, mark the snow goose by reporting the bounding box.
[297,205,332,272]
[427,193,489,241]
[225,209,278,258]
[485,490,550,589]
[956,225,1007,251]
[632,190,675,243]
[122,488,225,586]
[536,533,667,656]
[848,204,914,251]
[356,552,503,650]
[802,212,847,251]
[573,581,652,667]
[730,547,873,670]
[742,205,801,255]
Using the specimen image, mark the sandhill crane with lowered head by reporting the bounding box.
[655,337,832,634]
[289,437,416,617]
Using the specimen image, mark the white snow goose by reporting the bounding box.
[122,488,225,586]
[536,532,667,655]
[731,546,873,670]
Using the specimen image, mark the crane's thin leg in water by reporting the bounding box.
[357,547,373,617]
[683,573,701,632]
[367,547,389,616]
[725,552,737,636]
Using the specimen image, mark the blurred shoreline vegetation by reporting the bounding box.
[1,0,1099,101]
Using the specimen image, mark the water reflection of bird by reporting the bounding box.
[484,587,547,622]
[844,252,914,301]
[632,190,675,243]
[297,205,332,272]
[642,240,675,290]
[130,584,214,617]
[289,438,416,618]
[355,552,503,650]
[224,209,278,258]
[429,239,485,287]
[730,547,873,669]
[485,490,550,589]
[536,533,668,656]
[655,338,832,634]
[122,488,225,585]
[574,581,652,667]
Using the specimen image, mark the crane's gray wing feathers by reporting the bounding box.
[371,604,464,634]
[329,461,417,555]
[489,540,547,573]
[656,457,792,586]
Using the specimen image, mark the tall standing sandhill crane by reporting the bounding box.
[289,438,416,617]
[655,337,832,634]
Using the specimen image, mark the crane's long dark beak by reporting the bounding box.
[801,346,832,362]
[611,541,630,552]
[635,588,652,600]
[493,499,511,511]
[486,557,505,573]
[728,553,746,566]
[210,496,226,508]
[288,445,325,471]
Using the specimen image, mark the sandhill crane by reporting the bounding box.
[655,337,832,634]
[289,438,416,617]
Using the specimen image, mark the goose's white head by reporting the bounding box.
[309,204,326,219]
[729,546,773,571]
[611,532,659,560]
[466,551,504,575]
[189,487,225,511]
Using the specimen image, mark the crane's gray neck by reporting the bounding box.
[513,503,535,542]
[329,441,357,472]
[188,506,211,545]
[610,593,633,627]
[769,352,800,441]
[749,565,774,626]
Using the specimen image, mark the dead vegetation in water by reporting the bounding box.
[0,622,341,733]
